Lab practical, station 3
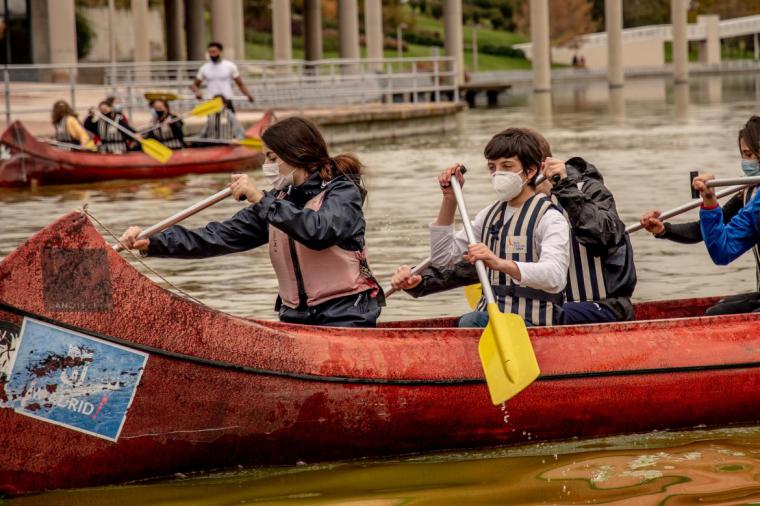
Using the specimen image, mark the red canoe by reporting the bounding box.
[0,114,272,187]
[1,212,760,496]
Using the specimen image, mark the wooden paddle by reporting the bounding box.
[450,175,540,405]
[137,97,225,135]
[112,186,248,252]
[94,111,173,164]
[186,137,263,150]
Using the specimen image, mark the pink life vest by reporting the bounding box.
[268,189,379,309]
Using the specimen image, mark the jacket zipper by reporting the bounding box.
[288,237,308,309]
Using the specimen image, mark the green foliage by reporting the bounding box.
[479,43,525,59]
[75,10,93,59]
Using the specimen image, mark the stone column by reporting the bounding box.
[47,0,76,64]
[605,0,623,88]
[338,0,360,61]
[530,0,551,92]
[165,0,185,61]
[46,0,77,81]
[671,0,688,84]
[697,14,720,65]
[232,0,246,60]
[443,0,464,85]
[304,0,323,61]
[272,0,293,63]
[211,0,237,59]
[132,0,150,62]
[364,0,383,69]
[185,0,206,61]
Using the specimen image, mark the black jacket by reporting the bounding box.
[407,157,637,322]
[147,171,367,258]
[657,193,743,243]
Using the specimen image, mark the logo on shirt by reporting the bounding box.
[505,235,528,254]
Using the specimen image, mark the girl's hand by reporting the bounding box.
[230,173,263,204]
[692,173,718,207]
[391,265,422,291]
[119,226,149,251]
[640,209,665,236]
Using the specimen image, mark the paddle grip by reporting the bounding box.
[690,171,699,199]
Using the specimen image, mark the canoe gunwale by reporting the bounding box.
[3,298,760,386]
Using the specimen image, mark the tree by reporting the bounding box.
[515,0,598,48]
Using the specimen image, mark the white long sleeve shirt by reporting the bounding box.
[430,202,570,293]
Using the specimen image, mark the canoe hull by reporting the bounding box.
[1,213,760,495]
[0,121,265,187]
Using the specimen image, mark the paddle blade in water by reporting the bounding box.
[190,97,224,117]
[238,137,263,150]
[464,283,482,310]
[478,303,540,405]
[140,138,173,164]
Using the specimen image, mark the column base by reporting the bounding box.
[674,78,690,85]
[609,82,624,89]
[533,88,551,94]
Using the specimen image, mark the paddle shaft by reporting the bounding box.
[94,111,140,142]
[625,184,747,234]
[39,138,93,152]
[137,115,183,136]
[185,137,239,145]
[383,258,432,297]
[112,188,233,252]
[706,176,760,188]
[450,176,496,305]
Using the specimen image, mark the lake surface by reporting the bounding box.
[2,73,760,503]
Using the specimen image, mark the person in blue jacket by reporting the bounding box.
[693,171,760,314]
[694,173,760,265]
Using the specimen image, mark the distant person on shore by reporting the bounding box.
[191,42,254,104]
[144,98,185,149]
[50,100,95,150]
[83,100,140,154]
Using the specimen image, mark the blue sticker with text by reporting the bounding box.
[3,318,148,442]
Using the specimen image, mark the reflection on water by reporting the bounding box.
[3,74,760,503]
[8,427,760,505]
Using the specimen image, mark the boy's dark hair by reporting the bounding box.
[208,41,223,51]
[484,127,550,186]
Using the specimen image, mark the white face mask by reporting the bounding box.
[491,170,527,202]
[262,161,295,190]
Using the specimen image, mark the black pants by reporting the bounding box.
[279,290,381,328]
[705,291,760,316]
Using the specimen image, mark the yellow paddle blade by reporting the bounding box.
[238,137,263,150]
[190,97,224,117]
[144,91,179,101]
[478,303,540,405]
[464,283,482,310]
[140,138,173,164]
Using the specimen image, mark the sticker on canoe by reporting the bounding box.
[0,320,20,402]
[2,318,148,442]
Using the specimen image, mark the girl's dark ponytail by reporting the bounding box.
[321,153,367,202]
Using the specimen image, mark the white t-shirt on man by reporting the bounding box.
[196,59,240,99]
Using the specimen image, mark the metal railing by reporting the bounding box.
[514,13,760,51]
[0,56,459,126]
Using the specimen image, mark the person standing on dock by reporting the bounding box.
[50,100,95,150]
[640,116,760,316]
[118,117,384,328]
[191,42,254,106]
